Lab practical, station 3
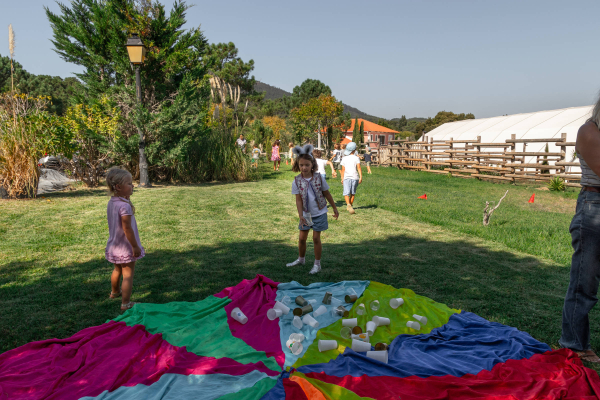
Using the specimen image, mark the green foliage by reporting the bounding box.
[414,111,475,136]
[289,94,344,147]
[547,176,566,191]
[395,131,414,139]
[0,54,82,115]
[359,121,364,145]
[246,119,273,151]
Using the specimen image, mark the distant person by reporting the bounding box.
[363,147,373,174]
[288,142,295,166]
[560,97,600,363]
[251,144,261,168]
[330,143,343,171]
[313,149,337,180]
[340,142,362,214]
[236,134,247,153]
[286,145,339,274]
[271,140,281,171]
[105,168,144,311]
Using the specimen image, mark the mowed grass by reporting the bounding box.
[1,162,597,371]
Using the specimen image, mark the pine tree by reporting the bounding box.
[359,121,364,146]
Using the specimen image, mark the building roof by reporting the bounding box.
[346,118,399,134]
[339,137,352,145]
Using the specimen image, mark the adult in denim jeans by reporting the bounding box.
[560,99,600,363]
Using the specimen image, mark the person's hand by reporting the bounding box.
[359,178,363,184]
[333,209,339,220]
[299,216,309,227]
[132,245,142,257]
[333,172,337,178]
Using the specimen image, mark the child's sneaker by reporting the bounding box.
[309,264,321,274]
[347,204,355,214]
[286,259,305,267]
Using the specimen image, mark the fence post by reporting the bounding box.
[510,134,516,183]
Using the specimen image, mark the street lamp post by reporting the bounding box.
[126,34,150,187]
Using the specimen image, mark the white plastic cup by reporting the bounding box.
[293,315,303,329]
[356,303,366,315]
[406,321,421,330]
[366,321,377,336]
[351,338,372,352]
[330,297,343,307]
[340,326,352,339]
[313,305,327,317]
[231,307,248,324]
[366,350,388,364]
[318,339,338,352]
[342,318,358,327]
[352,333,370,342]
[290,333,305,342]
[281,296,291,306]
[370,300,380,311]
[302,314,319,328]
[286,339,303,355]
[308,299,317,305]
[274,301,290,315]
[389,298,404,309]
[346,287,358,296]
[267,308,283,320]
[413,314,428,325]
[373,316,390,326]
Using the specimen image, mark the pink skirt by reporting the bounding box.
[105,247,146,264]
[271,154,281,161]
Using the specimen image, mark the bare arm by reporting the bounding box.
[295,194,308,226]
[357,163,363,184]
[577,121,600,178]
[322,190,339,220]
[340,166,345,182]
[121,215,141,257]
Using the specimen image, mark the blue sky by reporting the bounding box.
[2,0,599,119]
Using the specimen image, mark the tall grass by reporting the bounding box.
[0,94,51,198]
[173,127,254,182]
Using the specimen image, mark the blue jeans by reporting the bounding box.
[560,190,600,351]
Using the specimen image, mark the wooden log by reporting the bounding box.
[555,142,576,146]
[505,152,563,156]
[425,169,450,174]
[556,174,582,180]
[422,161,451,166]
[422,152,450,156]
[403,158,425,162]
[403,165,426,170]
[505,138,562,143]
[504,174,553,181]
[444,168,477,173]
[470,174,514,181]
[447,160,479,165]
[555,161,581,166]
[474,166,512,172]
[471,143,512,147]
[504,163,564,169]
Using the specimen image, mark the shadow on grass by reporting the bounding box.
[1,233,594,362]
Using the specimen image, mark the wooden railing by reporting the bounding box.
[368,133,581,187]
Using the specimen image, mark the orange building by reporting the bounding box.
[344,119,399,146]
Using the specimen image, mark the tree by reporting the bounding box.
[414,111,475,137]
[289,94,343,149]
[351,118,359,144]
[359,121,364,146]
[46,0,214,182]
[398,115,407,131]
[262,116,286,140]
[284,79,331,111]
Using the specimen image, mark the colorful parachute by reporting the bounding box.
[1,275,599,399]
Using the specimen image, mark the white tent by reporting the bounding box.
[421,105,592,166]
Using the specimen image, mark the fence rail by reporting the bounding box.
[369,133,581,187]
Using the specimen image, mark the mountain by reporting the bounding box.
[254,81,382,121]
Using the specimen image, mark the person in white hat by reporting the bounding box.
[340,142,363,214]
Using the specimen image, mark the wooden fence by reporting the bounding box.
[367,133,581,187]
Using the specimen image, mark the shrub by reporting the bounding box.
[0,94,73,198]
[548,176,565,192]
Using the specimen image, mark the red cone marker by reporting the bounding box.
[418,194,427,199]
[528,194,535,203]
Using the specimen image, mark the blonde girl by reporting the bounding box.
[105,168,144,310]
[286,145,339,274]
[271,139,281,171]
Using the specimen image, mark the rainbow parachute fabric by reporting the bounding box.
[1,275,600,399]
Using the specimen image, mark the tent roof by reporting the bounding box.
[346,118,399,134]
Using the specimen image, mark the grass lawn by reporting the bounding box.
[1,162,597,371]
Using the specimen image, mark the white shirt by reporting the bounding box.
[291,176,330,217]
[332,149,342,162]
[316,159,328,175]
[340,154,361,180]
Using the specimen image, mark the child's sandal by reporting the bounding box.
[109,290,122,299]
[120,301,138,311]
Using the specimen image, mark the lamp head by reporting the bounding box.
[126,34,146,65]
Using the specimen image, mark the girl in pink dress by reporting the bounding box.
[105,168,145,310]
[271,140,281,171]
